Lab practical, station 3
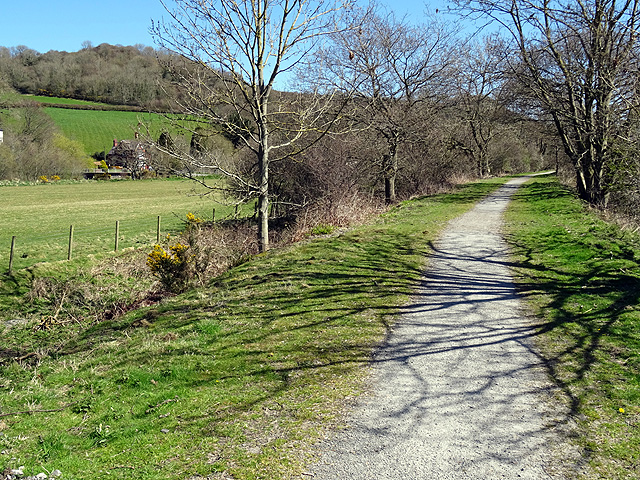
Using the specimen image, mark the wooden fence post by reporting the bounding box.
[115,221,120,252]
[9,236,16,274]
[8,212,207,271]
[68,225,74,260]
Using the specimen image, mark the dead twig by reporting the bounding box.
[145,395,179,414]
[16,352,40,362]
[33,290,67,331]
[0,401,78,418]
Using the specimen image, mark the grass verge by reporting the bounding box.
[505,175,640,480]
[0,178,506,480]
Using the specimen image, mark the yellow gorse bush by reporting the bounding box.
[146,213,209,292]
[147,242,193,292]
[186,212,203,224]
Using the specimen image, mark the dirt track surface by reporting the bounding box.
[307,177,559,479]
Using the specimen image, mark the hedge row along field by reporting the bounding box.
[22,95,112,107]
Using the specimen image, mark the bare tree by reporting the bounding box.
[312,7,457,204]
[457,0,640,207]
[448,37,519,177]
[151,0,354,251]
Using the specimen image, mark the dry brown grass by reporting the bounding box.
[288,191,383,242]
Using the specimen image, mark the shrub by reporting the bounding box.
[185,212,203,229]
[310,224,335,235]
[146,242,194,292]
[183,220,258,283]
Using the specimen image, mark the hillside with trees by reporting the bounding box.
[0,43,177,110]
[0,80,93,180]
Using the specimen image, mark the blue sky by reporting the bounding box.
[0,0,454,54]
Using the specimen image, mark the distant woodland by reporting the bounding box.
[0,43,176,110]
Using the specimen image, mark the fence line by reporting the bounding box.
[6,215,175,274]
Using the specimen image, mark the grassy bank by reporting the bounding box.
[505,176,640,479]
[0,179,506,480]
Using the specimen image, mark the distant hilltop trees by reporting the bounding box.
[0,43,179,111]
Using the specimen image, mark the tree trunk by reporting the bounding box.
[384,141,398,205]
[257,142,269,252]
[477,153,490,178]
[573,148,609,208]
[481,148,491,177]
[385,175,396,205]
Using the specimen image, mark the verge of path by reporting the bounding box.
[306,176,562,480]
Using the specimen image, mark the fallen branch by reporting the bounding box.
[145,396,179,414]
[0,401,78,418]
[15,352,40,362]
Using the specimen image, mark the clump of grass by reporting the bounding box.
[505,175,640,480]
[0,178,506,479]
[310,223,336,236]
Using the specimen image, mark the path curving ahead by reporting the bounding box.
[307,176,558,479]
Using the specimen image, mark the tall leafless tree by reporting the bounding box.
[312,6,458,204]
[152,0,354,251]
[457,0,640,207]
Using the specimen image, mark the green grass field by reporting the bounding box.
[43,108,177,156]
[0,178,238,271]
[1,175,637,479]
[13,95,222,159]
[22,95,192,157]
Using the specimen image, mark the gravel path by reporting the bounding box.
[307,177,559,479]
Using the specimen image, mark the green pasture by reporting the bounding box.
[0,178,240,272]
[0,178,508,480]
[43,108,177,157]
[2,174,637,478]
[10,95,219,159]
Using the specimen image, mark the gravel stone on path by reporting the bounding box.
[307,176,561,479]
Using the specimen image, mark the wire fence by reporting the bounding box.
[3,214,191,273]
